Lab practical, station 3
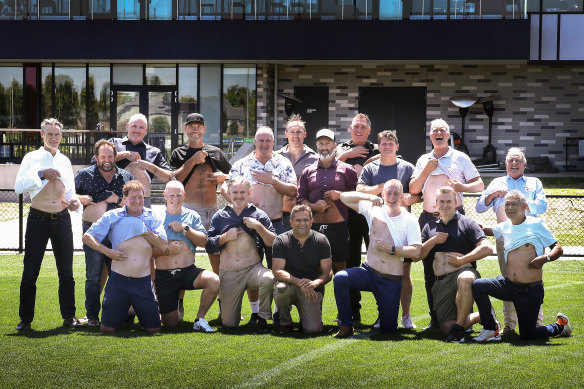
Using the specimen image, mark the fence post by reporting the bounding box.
[18,193,23,253]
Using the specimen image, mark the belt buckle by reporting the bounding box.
[50,213,58,220]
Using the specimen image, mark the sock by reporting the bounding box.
[250,301,259,314]
[273,305,279,314]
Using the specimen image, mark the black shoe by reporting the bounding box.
[246,312,259,326]
[272,311,280,325]
[16,321,31,331]
[257,317,268,333]
[123,313,136,328]
[424,319,439,331]
[446,324,466,343]
[63,317,84,329]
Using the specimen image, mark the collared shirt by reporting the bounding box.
[358,201,422,249]
[421,211,486,269]
[107,137,171,180]
[227,153,296,187]
[206,204,274,256]
[14,146,78,206]
[160,208,207,255]
[75,165,134,212]
[476,175,547,217]
[297,159,358,220]
[275,144,319,179]
[87,206,167,249]
[493,216,556,262]
[335,139,379,167]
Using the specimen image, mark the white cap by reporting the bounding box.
[316,128,335,142]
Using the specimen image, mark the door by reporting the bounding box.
[358,87,426,164]
[292,86,329,151]
[111,86,178,161]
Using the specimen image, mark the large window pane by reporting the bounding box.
[0,66,24,128]
[149,0,172,19]
[178,0,198,19]
[178,65,198,144]
[88,65,110,130]
[54,66,86,130]
[199,64,221,145]
[223,65,256,149]
[117,0,140,19]
[113,64,143,85]
[146,65,176,86]
[380,0,402,20]
[41,65,53,121]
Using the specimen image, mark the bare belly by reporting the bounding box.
[220,229,262,271]
[365,219,403,275]
[250,185,282,220]
[282,195,296,213]
[111,235,153,277]
[155,240,195,270]
[506,244,543,283]
[433,252,472,277]
[31,179,67,213]
[423,174,461,211]
[183,163,219,208]
[313,198,344,224]
[124,162,152,197]
[82,201,108,223]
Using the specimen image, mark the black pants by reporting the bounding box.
[347,208,369,318]
[19,210,76,322]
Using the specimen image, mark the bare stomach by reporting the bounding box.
[124,163,152,197]
[250,185,283,220]
[506,244,543,283]
[366,221,403,275]
[184,162,219,208]
[31,179,67,213]
[220,229,262,271]
[82,201,108,223]
[155,240,195,270]
[111,235,153,277]
[433,252,472,277]
[423,174,461,212]
[282,195,296,213]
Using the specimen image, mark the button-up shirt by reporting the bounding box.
[87,206,166,249]
[297,159,358,220]
[14,146,78,206]
[227,153,296,187]
[475,175,547,217]
[106,137,171,180]
[161,209,207,255]
[275,144,319,179]
[75,165,134,212]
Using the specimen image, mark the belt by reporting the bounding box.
[435,274,449,281]
[271,217,282,223]
[29,207,69,219]
[422,205,465,218]
[363,263,402,282]
[512,280,543,289]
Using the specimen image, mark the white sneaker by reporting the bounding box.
[554,312,572,337]
[473,328,501,342]
[193,318,215,333]
[401,314,417,329]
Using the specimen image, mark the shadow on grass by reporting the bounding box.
[4,325,158,339]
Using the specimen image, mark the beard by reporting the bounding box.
[99,162,114,172]
[319,152,335,163]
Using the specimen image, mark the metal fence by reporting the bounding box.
[0,190,582,255]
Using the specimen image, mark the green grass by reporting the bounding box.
[1,254,582,388]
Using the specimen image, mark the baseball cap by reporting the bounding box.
[316,128,335,142]
[186,113,205,125]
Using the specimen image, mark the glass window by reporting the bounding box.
[146,65,176,86]
[542,0,583,12]
[54,65,86,130]
[380,0,402,20]
[93,0,113,18]
[148,0,172,19]
[113,64,143,85]
[117,0,140,19]
[178,0,198,19]
[223,65,256,148]
[199,64,221,145]
[39,0,69,19]
[178,65,198,144]
[0,66,24,128]
[41,65,53,121]
[87,65,110,130]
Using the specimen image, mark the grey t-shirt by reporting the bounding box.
[358,159,415,195]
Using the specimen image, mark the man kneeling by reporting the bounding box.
[272,205,332,334]
[83,180,168,333]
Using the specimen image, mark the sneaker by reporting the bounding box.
[446,324,465,343]
[373,319,380,329]
[193,318,215,333]
[256,317,268,333]
[246,313,259,326]
[178,299,185,322]
[401,314,417,329]
[473,328,501,342]
[554,313,572,337]
[502,325,516,335]
[272,311,280,325]
[424,319,439,331]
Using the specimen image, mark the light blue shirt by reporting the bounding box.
[87,206,166,249]
[492,216,557,262]
[475,175,547,217]
[163,208,207,255]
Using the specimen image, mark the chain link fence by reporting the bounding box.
[0,190,583,255]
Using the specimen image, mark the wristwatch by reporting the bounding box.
[390,246,396,255]
[545,255,551,262]
[183,225,190,235]
[38,170,44,180]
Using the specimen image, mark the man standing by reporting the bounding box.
[153,181,219,332]
[476,147,547,334]
[473,190,571,342]
[418,187,493,342]
[108,113,173,207]
[335,180,421,337]
[82,180,168,333]
[207,177,276,331]
[14,118,82,331]
[170,113,231,275]
[335,113,379,324]
[272,205,333,334]
[75,139,134,326]
[275,114,318,231]
[409,118,484,330]
[357,130,420,329]
[298,129,357,274]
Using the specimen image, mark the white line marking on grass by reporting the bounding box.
[545,281,584,290]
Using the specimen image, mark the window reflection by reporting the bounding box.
[54,66,86,130]
[223,65,256,151]
[41,65,53,121]
[0,67,24,128]
[178,65,198,144]
[149,0,172,19]
[146,65,176,86]
[113,64,143,85]
[199,64,221,145]
[118,0,140,19]
[88,66,110,130]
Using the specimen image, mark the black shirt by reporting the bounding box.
[169,144,232,179]
[272,230,331,292]
[74,165,134,212]
[107,137,171,179]
[421,212,486,269]
[335,140,379,167]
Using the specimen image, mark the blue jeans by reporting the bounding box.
[472,276,562,340]
[334,263,402,333]
[82,221,112,321]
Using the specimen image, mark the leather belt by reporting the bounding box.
[512,280,543,289]
[363,263,402,283]
[29,207,69,219]
[435,274,449,281]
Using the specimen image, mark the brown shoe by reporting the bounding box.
[279,324,293,334]
[334,326,354,339]
[502,325,516,335]
[87,319,100,327]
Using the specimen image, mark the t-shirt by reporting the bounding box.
[162,208,208,255]
[358,159,415,195]
[272,230,331,293]
[492,216,557,262]
[335,140,379,167]
[169,144,232,177]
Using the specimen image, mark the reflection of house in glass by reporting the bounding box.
[224,98,246,137]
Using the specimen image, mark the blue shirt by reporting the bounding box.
[87,206,167,249]
[206,204,274,257]
[476,175,547,217]
[75,165,134,212]
[162,209,207,255]
[493,216,557,262]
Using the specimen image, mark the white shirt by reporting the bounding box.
[227,153,297,186]
[14,146,78,206]
[358,201,422,248]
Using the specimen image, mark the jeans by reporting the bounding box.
[82,221,112,321]
[334,264,402,333]
[347,208,369,317]
[19,211,75,322]
[472,275,562,340]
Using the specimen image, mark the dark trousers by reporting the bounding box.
[19,211,76,322]
[347,208,369,318]
[82,221,112,321]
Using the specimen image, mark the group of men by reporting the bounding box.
[14,112,572,343]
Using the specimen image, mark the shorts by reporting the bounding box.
[155,264,205,314]
[101,271,161,329]
[312,221,349,263]
[432,267,480,325]
[183,203,219,254]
